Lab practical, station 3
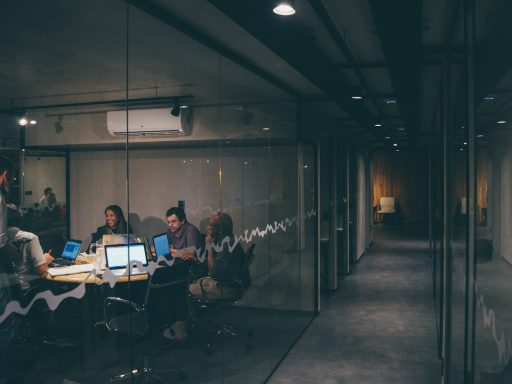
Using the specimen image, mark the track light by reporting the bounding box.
[171,102,180,117]
[273,0,296,16]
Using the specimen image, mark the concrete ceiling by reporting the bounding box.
[0,0,511,149]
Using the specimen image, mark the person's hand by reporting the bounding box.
[44,250,54,264]
[181,249,198,262]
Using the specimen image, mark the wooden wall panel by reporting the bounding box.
[372,149,429,223]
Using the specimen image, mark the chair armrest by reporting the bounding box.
[103,296,146,336]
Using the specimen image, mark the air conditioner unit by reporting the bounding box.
[107,107,191,137]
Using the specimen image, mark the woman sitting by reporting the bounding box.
[89,204,132,251]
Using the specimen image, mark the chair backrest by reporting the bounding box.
[240,243,255,290]
[379,197,395,213]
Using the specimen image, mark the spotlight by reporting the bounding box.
[171,102,181,117]
[273,0,296,15]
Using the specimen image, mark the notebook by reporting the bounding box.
[152,232,170,258]
[49,239,83,267]
[104,243,148,276]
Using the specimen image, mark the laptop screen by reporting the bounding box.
[61,239,83,261]
[152,232,170,257]
[105,243,148,270]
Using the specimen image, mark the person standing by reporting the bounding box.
[0,156,17,384]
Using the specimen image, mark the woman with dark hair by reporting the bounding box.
[89,204,132,249]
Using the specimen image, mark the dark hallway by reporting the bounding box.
[268,225,440,383]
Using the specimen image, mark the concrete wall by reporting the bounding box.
[69,144,316,311]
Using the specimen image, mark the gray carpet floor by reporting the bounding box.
[267,225,442,384]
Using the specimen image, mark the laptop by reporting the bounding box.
[152,232,170,258]
[102,233,139,246]
[49,239,83,267]
[104,243,148,276]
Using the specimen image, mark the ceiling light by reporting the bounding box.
[497,120,506,124]
[273,0,296,16]
[171,101,181,117]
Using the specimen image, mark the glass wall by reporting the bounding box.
[473,0,512,382]
[0,1,317,383]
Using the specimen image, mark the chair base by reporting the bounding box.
[106,366,186,384]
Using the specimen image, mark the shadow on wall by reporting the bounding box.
[128,213,168,238]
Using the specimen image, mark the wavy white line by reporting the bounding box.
[476,282,512,366]
[0,209,316,324]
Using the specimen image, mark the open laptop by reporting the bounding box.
[102,233,139,246]
[104,243,148,276]
[152,232,170,258]
[49,239,83,267]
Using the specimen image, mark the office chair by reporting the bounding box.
[376,196,395,224]
[188,243,255,353]
[103,267,187,383]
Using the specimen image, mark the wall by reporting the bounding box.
[22,154,66,206]
[372,148,428,223]
[25,103,296,147]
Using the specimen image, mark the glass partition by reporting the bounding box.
[474,1,512,382]
[0,1,317,383]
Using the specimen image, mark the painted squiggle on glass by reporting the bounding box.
[0,209,316,324]
[476,282,512,366]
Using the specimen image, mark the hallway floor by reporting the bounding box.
[267,224,442,384]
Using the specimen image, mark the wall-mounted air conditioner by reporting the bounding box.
[107,107,191,137]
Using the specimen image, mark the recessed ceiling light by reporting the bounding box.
[497,120,507,124]
[273,1,296,16]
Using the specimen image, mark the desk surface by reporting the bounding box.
[46,255,148,284]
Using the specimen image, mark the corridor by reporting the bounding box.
[268,225,441,383]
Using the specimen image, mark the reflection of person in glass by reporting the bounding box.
[189,212,246,301]
[38,187,53,209]
[90,205,132,248]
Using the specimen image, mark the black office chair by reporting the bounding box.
[103,267,187,383]
[188,243,255,353]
